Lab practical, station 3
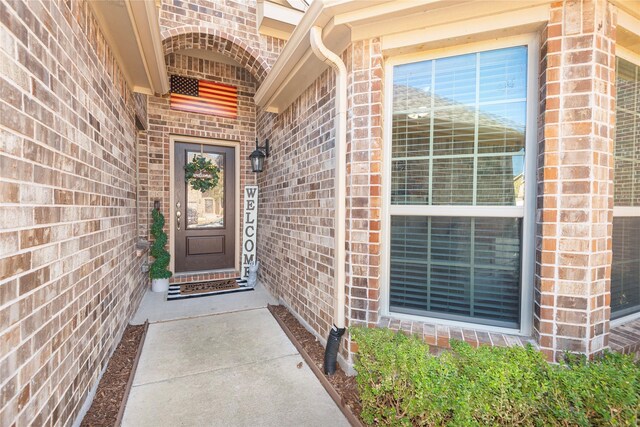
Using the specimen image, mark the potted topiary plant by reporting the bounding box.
[150,207,172,292]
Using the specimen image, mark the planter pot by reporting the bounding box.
[151,278,170,293]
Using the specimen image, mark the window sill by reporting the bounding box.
[379,315,537,352]
[610,317,640,356]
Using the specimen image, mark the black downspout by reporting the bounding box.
[323,325,346,375]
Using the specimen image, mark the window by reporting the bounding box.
[386,42,534,330]
[611,55,640,320]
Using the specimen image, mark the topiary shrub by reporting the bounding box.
[149,208,172,280]
[352,327,640,426]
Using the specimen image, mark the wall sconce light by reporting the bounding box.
[249,138,269,173]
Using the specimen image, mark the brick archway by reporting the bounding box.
[162,26,269,84]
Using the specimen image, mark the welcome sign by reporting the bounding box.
[241,185,258,278]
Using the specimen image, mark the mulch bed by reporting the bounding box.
[81,324,146,427]
[268,304,363,424]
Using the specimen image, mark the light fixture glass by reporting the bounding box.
[249,138,269,173]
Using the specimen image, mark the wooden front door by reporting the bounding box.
[174,142,235,272]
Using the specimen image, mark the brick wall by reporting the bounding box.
[149,0,281,283]
[250,0,630,366]
[256,36,549,363]
[159,0,285,80]
[137,131,150,239]
[338,2,623,363]
[343,39,384,359]
[535,0,616,362]
[256,69,338,341]
[143,53,257,282]
[0,1,147,425]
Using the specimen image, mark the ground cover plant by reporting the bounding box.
[352,327,640,426]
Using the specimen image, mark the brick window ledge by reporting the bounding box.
[379,316,537,351]
[610,318,640,356]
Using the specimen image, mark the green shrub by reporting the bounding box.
[351,328,460,426]
[352,327,640,426]
[545,352,640,426]
[149,208,172,280]
[448,340,552,426]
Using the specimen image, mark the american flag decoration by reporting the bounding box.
[170,75,238,118]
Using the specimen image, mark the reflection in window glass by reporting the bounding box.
[205,199,214,214]
[186,152,225,228]
[388,46,528,329]
[477,154,525,206]
[434,53,477,106]
[391,46,527,206]
[612,57,640,319]
[479,47,528,102]
[477,102,526,154]
[392,159,429,205]
[431,157,474,205]
[432,110,476,156]
[393,61,432,159]
[614,58,640,208]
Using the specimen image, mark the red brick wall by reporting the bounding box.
[535,0,616,362]
[343,39,384,359]
[0,1,147,424]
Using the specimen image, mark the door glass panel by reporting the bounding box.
[186,151,225,229]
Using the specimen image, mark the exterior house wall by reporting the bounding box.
[255,39,386,362]
[346,36,541,360]
[141,0,278,283]
[254,0,631,365]
[0,2,637,426]
[0,1,147,425]
[343,39,385,359]
[143,53,257,282]
[159,0,285,82]
[256,70,338,342]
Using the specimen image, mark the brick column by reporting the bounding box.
[344,38,384,359]
[536,0,616,362]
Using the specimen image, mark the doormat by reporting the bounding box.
[167,277,253,301]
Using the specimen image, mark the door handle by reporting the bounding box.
[176,202,181,230]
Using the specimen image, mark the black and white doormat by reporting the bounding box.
[167,277,253,301]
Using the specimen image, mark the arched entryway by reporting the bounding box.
[162,26,270,84]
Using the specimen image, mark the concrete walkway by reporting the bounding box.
[130,282,278,325]
[123,286,349,427]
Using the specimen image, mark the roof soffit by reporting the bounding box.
[255,0,553,113]
[89,0,169,95]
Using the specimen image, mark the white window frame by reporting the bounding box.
[381,34,539,335]
[610,46,640,327]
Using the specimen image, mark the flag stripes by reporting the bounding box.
[170,75,238,118]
